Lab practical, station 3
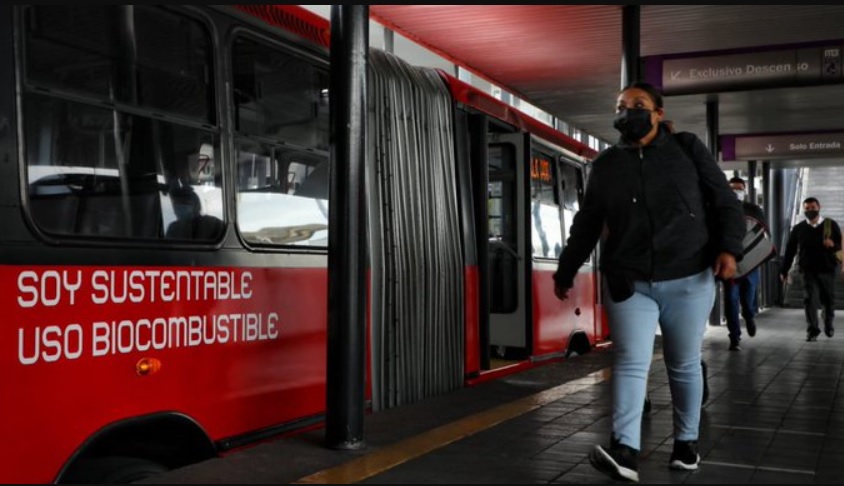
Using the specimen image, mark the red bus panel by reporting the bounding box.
[2,265,327,483]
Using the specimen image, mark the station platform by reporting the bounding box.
[141,307,844,484]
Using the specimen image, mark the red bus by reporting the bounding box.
[1,5,604,483]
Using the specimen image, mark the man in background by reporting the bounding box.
[725,176,768,350]
[781,197,842,341]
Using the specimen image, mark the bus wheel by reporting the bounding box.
[63,456,169,484]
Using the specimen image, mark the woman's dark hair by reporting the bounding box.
[621,81,664,109]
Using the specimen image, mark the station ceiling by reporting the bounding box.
[369,6,844,163]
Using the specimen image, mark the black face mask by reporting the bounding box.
[614,108,654,142]
[805,210,820,220]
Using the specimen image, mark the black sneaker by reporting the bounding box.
[590,441,639,482]
[728,338,741,351]
[746,319,757,337]
[825,326,835,338]
[807,328,820,342]
[669,440,700,470]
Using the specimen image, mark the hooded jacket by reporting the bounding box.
[553,124,745,298]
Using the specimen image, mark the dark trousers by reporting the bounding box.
[725,268,760,340]
[803,271,836,332]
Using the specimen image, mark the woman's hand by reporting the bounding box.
[554,284,570,301]
[713,252,737,280]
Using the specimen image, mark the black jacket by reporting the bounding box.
[553,125,745,293]
[781,218,842,275]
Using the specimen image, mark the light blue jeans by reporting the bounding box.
[605,269,715,451]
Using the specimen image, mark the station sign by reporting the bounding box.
[721,131,844,161]
[652,45,843,95]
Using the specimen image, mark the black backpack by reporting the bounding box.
[674,132,776,278]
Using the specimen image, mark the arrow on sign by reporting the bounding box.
[766,144,775,153]
[671,71,683,80]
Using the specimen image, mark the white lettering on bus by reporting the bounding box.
[16,268,274,365]
[92,322,110,357]
[18,324,84,365]
[88,270,254,305]
[17,270,82,308]
[86,312,279,357]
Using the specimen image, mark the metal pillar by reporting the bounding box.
[760,162,771,308]
[762,163,772,235]
[747,160,757,205]
[705,101,719,157]
[747,160,762,307]
[704,100,723,326]
[384,27,394,53]
[621,5,641,88]
[770,169,787,255]
[769,166,786,306]
[326,4,368,451]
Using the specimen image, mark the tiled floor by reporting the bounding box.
[143,307,844,484]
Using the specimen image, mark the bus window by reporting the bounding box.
[559,163,583,245]
[487,143,518,314]
[232,37,330,152]
[24,98,223,241]
[488,144,517,248]
[24,5,214,123]
[530,152,562,260]
[235,142,328,247]
[21,6,223,242]
[232,37,330,248]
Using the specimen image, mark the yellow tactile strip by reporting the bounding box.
[293,368,613,484]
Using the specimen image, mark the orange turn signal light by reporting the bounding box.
[136,358,162,376]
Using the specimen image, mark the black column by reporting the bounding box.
[762,163,773,244]
[746,160,761,306]
[769,166,785,306]
[705,100,723,326]
[770,168,786,255]
[621,5,640,88]
[705,100,719,157]
[326,5,368,451]
[760,162,773,308]
[747,160,757,205]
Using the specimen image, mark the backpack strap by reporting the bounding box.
[673,131,711,194]
[674,131,705,180]
[673,131,721,257]
[674,132,697,160]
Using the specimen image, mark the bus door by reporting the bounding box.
[486,132,531,361]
